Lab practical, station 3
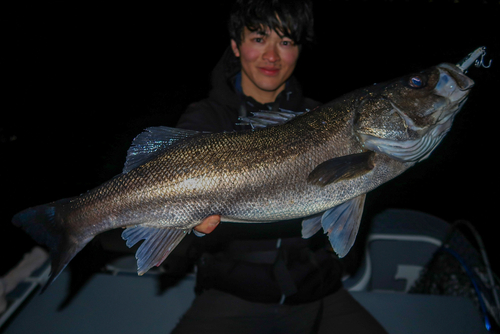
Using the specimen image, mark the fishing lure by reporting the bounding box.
[456,46,492,73]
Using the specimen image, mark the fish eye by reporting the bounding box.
[409,76,424,88]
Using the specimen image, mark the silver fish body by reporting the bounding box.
[13,61,474,288]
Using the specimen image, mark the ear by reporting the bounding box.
[230,39,240,57]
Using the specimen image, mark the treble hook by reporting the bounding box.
[456,46,492,73]
[475,51,492,69]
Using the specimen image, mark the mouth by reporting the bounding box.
[258,67,280,76]
[435,63,475,96]
[431,63,474,123]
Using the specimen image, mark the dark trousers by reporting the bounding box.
[171,288,387,334]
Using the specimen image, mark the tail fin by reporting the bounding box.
[12,199,93,292]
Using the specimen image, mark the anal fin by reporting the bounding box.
[121,226,190,275]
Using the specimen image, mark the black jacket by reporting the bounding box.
[176,47,342,304]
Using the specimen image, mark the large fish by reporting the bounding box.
[13,53,478,290]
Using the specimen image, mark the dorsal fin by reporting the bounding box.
[236,108,307,129]
[123,126,200,173]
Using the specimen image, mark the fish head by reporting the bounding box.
[354,63,474,162]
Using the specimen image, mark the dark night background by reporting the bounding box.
[2,1,499,280]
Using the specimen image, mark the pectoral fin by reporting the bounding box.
[307,151,375,186]
[122,226,190,275]
[302,194,366,258]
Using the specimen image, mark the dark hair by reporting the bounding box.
[228,0,314,47]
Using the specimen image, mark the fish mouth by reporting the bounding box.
[434,63,474,109]
[436,63,475,92]
[429,63,474,124]
[358,64,474,163]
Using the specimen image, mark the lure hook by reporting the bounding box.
[475,52,492,69]
[456,46,492,73]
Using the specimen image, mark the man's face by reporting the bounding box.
[231,26,299,104]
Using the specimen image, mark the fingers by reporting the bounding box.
[193,215,221,235]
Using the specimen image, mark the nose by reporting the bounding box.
[263,45,280,63]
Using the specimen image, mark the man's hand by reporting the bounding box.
[193,215,221,235]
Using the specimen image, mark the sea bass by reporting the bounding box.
[13,59,475,290]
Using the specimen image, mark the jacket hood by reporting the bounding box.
[208,47,242,108]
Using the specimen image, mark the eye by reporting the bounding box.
[409,76,424,88]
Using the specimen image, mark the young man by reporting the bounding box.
[173,1,387,333]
